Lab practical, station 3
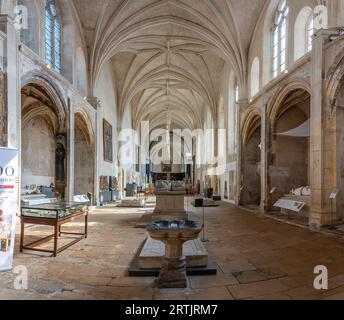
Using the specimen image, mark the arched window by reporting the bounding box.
[306,15,314,52]
[250,57,260,98]
[76,47,87,96]
[227,73,238,154]
[16,1,39,55]
[294,7,313,60]
[45,0,61,72]
[272,0,289,78]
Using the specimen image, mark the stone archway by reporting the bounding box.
[332,79,344,221]
[74,112,95,196]
[21,82,67,199]
[240,111,261,208]
[269,89,311,219]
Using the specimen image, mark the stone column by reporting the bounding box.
[66,105,74,201]
[0,65,6,146]
[235,98,248,206]
[0,7,20,213]
[158,238,187,288]
[309,29,338,230]
[87,96,99,205]
[260,101,270,213]
[0,14,19,149]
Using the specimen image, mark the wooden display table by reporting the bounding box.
[20,202,88,257]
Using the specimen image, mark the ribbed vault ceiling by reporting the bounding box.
[72,0,266,130]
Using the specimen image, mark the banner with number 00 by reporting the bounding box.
[0,147,19,272]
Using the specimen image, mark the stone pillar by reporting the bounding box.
[0,7,20,213]
[66,105,74,201]
[87,96,99,205]
[235,98,248,206]
[309,29,338,230]
[260,101,270,213]
[158,238,187,288]
[0,66,6,146]
[93,112,99,205]
[0,14,19,149]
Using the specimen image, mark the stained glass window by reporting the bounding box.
[45,0,61,72]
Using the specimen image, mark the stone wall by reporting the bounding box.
[94,60,118,178]
[241,127,261,206]
[74,125,94,195]
[21,116,55,186]
[270,101,310,202]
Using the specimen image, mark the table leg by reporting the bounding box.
[85,213,88,238]
[58,225,61,236]
[53,224,58,257]
[20,219,24,252]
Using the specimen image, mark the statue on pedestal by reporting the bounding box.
[55,133,66,199]
[55,143,65,182]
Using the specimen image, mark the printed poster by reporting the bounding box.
[0,147,19,271]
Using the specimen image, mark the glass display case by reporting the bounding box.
[20,201,89,256]
[21,201,89,219]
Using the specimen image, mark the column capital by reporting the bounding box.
[0,14,15,33]
[86,96,99,109]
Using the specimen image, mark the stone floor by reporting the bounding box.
[1,198,344,300]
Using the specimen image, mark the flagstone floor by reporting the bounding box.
[1,198,344,300]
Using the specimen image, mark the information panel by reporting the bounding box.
[0,147,19,272]
[273,198,306,213]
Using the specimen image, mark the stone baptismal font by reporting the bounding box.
[147,220,202,288]
[130,180,214,287]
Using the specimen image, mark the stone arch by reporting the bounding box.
[326,43,344,106]
[268,79,311,131]
[21,71,67,128]
[241,107,262,146]
[74,111,95,196]
[21,72,68,199]
[330,58,344,221]
[73,109,94,146]
[268,84,311,219]
[240,107,262,207]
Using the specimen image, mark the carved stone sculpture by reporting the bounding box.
[55,143,65,182]
[99,176,109,191]
[155,180,171,192]
[171,181,185,192]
